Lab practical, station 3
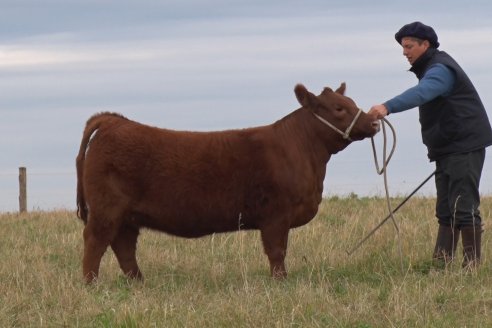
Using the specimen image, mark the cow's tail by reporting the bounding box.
[76,112,125,224]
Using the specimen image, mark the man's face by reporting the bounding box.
[401,37,430,65]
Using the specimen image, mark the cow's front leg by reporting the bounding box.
[260,222,289,279]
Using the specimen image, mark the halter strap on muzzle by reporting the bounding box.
[312,108,362,142]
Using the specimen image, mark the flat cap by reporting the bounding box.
[395,21,440,48]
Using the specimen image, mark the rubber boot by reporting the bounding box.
[432,224,460,266]
[461,225,482,269]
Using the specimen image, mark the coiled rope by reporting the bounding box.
[314,109,405,270]
[370,118,404,271]
[344,118,406,271]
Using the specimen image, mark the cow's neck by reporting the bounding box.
[274,107,346,168]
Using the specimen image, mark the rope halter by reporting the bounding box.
[312,107,362,142]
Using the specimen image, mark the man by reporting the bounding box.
[369,21,492,268]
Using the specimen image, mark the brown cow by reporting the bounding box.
[76,83,379,283]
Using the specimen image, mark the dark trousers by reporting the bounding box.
[435,148,486,228]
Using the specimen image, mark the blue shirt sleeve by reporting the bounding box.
[384,63,455,114]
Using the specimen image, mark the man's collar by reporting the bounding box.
[410,48,438,73]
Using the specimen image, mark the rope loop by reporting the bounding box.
[370,118,404,272]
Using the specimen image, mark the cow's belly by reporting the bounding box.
[131,208,258,238]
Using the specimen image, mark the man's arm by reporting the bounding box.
[369,63,455,119]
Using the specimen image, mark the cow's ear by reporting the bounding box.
[335,82,346,95]
[295,84,317,107]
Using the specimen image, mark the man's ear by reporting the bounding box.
[335,82,346,95]
[294,84,317,107]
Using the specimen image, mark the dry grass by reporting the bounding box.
[1,196,492,327]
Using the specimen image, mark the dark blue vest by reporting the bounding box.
[410,48,492,160]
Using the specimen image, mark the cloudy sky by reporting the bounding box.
[1,0,492,211]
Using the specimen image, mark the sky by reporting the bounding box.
[1,0,492,212]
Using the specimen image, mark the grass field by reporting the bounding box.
[1,196,491,327]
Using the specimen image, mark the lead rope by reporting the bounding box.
[370,118,405,272]
[313,109,404,270]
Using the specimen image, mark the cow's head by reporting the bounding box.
[294,83,380,143]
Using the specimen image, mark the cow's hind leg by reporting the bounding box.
[110,224,143,280]
[83,218,112,283]
[260,223,290,279]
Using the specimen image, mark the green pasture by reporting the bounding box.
[1,196,491,327]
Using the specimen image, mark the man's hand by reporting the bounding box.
[369,104,388,119]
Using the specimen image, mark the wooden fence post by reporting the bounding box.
[19,167,27,213]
